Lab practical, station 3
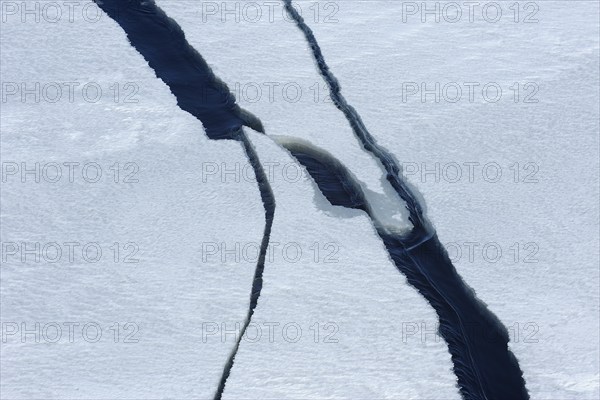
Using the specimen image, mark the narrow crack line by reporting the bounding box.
[281,2,529,399]
[214,130,276,400]
[93,1,275,398]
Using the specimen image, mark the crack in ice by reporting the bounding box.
[92,2,274,399]
[281,1,529,398]
[93,0,529,398]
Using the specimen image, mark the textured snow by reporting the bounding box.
[1,0,599,399]
[155,0,414,235]
[1,10,263,398]
[299,2,600,399]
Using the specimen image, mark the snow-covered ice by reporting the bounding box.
[1,0,598,399]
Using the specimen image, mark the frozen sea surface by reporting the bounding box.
[1,0,599,399]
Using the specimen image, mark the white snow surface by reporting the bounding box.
[1,1,599,399]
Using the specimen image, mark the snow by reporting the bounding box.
[1,7,263,398]
[296,1,600,398]
[1,0,599,399]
